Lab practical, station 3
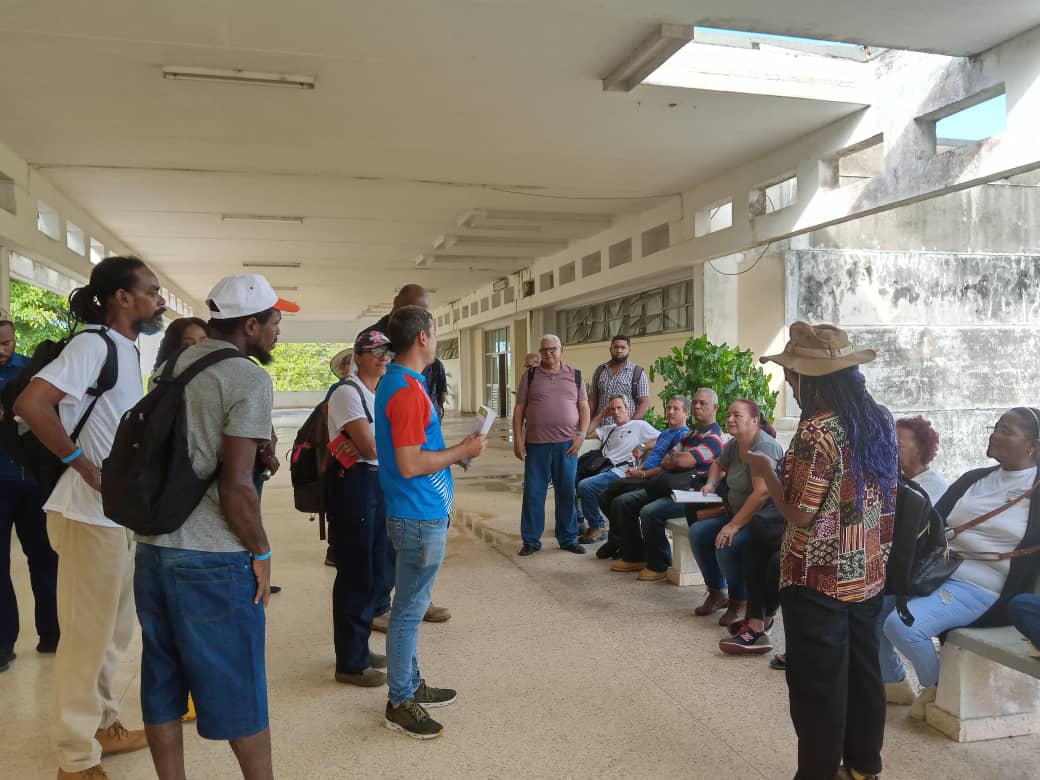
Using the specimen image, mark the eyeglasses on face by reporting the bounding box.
[361,347,394,359]
[991,422,1030,438]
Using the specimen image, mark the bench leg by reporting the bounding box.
[665,526,702,587]
[927,644,1040,742]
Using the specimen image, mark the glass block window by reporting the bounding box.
[556,279,694,345]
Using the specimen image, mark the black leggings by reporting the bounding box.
[743,535,781,622]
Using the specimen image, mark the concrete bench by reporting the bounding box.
[927,626,1040,742]
[664,516,702,587]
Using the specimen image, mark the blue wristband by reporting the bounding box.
[253,551,272,561]
[61,447,83,465]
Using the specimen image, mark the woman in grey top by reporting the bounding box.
[688,399,785,627]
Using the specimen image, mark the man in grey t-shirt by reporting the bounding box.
[134,274,297,779]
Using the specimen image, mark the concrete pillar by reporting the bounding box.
[927,643,1040,741]
[0,247,10,315]
[702,253,740,345]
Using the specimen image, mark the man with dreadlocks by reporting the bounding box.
[748,322,898,780]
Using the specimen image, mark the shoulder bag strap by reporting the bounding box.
[344,379,373,423]
[169,348,246,386]
[949,478,1040,539]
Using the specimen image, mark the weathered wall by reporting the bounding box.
[787,246,1040,480]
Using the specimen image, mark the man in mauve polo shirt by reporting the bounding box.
[512,334,590,557]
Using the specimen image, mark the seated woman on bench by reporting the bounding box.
[880,406,1040,718]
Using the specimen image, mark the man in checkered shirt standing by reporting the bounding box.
[585,335,651,431]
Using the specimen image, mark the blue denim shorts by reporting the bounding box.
[134,544,268,740]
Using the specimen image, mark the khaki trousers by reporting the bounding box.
[47,512,136,773]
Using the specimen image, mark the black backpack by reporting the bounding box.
[289,399,332,514]
[101,347,245,535]
[885,476,958,626]
[526,365,582,390]
[0,328,117,494]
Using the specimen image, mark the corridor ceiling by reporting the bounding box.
[1,1,1036,335]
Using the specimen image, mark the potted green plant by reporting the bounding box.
[646,334,778,428]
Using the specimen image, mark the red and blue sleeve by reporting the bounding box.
[386,382,430,448]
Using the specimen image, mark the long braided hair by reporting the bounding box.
[798,366,899,511]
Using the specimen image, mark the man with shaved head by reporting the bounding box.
[361,283,451,628]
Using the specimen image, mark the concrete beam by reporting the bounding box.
[436,24,1040,335]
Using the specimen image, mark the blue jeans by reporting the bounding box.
[879,578,999,688]
[578,470,620,530]
[1009,593,1040,647]
[386,517,448,705]
[520,442,578,549]
[640,497,686,572]
[688,515,749,600]
[134,545,268,740]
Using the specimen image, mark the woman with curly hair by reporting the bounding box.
[748,322,898,780]
[152,316,207,371]
[896,416,947,503]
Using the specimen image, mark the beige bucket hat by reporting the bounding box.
[759,321,876,377]
[329,348,354,379]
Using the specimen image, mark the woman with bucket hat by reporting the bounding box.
[747,321,898,780]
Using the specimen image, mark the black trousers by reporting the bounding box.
[743,539,781,622]
[0,479,58,650]
[780,586,885,780]
[327,465,388,674]
[599,478,645,547]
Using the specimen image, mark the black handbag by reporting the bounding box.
[644,469,701,501]
[576,428,616,482]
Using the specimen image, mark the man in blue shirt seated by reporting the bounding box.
[594,395,690,560]
[0,318,59,672]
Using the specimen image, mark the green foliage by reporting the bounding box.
[647,334,778,427]
[264,342,351,392]
[8,279,74,354]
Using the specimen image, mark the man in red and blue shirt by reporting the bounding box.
[375,306,485,740]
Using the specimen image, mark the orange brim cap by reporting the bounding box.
[274,297,300,313]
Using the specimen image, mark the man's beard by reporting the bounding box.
[610,354,626,364]
[250,343,274,365]
[135,308,166,336]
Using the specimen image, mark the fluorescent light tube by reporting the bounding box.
[222,214,305,224]
[163,67,316,90]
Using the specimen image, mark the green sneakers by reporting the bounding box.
[384,700,443,740]
[413,679,457,708]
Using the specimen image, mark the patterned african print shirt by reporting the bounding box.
[779,407,895,602]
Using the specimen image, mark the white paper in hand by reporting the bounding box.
[458,405,496,469]
[670,490,724,504]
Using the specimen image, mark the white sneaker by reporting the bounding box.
[885,677,916,705]
[910,684,937,720]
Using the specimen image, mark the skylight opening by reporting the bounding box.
[693,26,863,50]
[934,93,1007,153]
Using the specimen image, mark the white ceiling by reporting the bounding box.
[0,1,1035,330]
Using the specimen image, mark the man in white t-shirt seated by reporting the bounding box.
[577,395,659,544]
[325,330,394,687]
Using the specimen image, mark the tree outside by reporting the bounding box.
[264,342,351,392]
[7,279,74,354]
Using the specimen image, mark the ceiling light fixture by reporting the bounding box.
[241,262,302,269]
[163,66,316,90]
[222,214,305,224]
[602,24,694,92]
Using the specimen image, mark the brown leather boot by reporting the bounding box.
[718,599,747,627]
[95,720,148,756]
[694,589,729,616]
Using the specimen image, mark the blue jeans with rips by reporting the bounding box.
[578,470,620,530]
[520,441,578,549]
[385,516,449,705]
[879,578,998,688]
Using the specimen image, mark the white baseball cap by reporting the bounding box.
[205,274,300,320]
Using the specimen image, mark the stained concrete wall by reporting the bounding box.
[788,180,1040,480]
